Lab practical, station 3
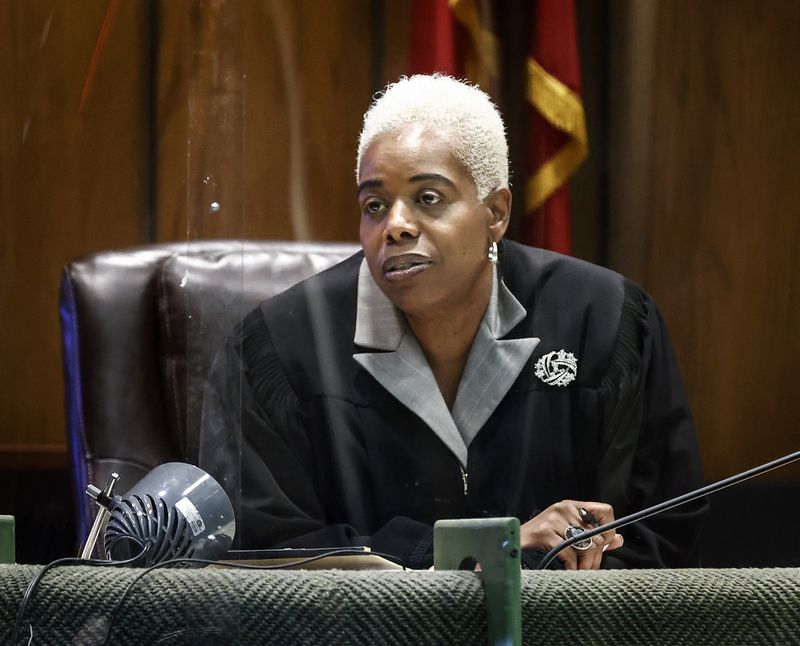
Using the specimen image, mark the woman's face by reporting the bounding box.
[358,125,508,317]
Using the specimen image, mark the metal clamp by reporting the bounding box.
[78,472,119,560]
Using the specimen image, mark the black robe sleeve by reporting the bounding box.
[596,281,707,568]
[199,309,434,567]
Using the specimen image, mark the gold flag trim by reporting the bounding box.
[526,56,588,212]
[449,0,499,87]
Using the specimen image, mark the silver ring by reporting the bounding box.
[564,525,593,551]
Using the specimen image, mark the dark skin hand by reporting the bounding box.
[438,501,624,571]
[520,500,624,570]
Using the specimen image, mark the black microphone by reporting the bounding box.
[535,448,800,570]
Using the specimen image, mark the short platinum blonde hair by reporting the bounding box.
[356,74,509,200]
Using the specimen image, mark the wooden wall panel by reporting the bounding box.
[4,0,797,488]
[640,1,800,480]
[0,1,151,453]
[0,0,413,457]
[155,0,408,244]
[155,0,246,242]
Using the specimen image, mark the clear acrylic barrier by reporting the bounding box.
[5,1,800,643]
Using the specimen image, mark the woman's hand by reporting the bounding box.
[520,500,624,570]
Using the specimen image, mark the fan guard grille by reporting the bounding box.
[104,494,195,566]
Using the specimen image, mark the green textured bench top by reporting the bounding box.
[2,565,799,645]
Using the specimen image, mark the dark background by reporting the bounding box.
[1,0,798,565]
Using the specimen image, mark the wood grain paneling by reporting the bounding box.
[0,1,412,457]
[0,1,151,449]
[6,0,796,486]
[156,0,247,242]
[638,1,800,480]
[155,0,401,244]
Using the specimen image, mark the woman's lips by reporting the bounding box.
[382,254,434,281]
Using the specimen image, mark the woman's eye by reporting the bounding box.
[363,199,384,214]
[419,191,441,206]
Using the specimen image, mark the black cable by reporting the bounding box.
[102,548,405,645]
[535,447,800,570]
[10,539,149,646]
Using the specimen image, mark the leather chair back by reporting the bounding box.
[60,240,360,542]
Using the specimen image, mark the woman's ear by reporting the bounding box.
[485,187,512,241]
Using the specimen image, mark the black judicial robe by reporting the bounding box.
[199,240,707,569]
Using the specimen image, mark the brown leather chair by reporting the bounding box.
[59,240,360,544]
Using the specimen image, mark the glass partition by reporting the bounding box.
[4,4,800,643]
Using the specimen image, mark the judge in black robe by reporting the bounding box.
[199,239,706,569]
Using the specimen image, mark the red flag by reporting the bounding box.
[524,0,588,254]
[408,1,587,254]
[408,0,463,76]
[408,0,497,91]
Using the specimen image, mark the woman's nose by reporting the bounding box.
[384,201,419,243]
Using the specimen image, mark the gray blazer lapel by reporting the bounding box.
[352,259,537,464]
[353,336,469,467]
[353,260,404,350]
[452,273,540,447]
[451,328,539,447]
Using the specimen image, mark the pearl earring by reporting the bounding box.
[488,241,499,264]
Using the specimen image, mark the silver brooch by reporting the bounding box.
[534,350,578,387]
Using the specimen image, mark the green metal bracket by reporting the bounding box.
[434,517,521,646]
[0,515,15,564]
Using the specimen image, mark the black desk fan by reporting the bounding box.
[80,463,235,566]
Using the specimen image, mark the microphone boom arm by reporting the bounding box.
[535,448,800,570]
